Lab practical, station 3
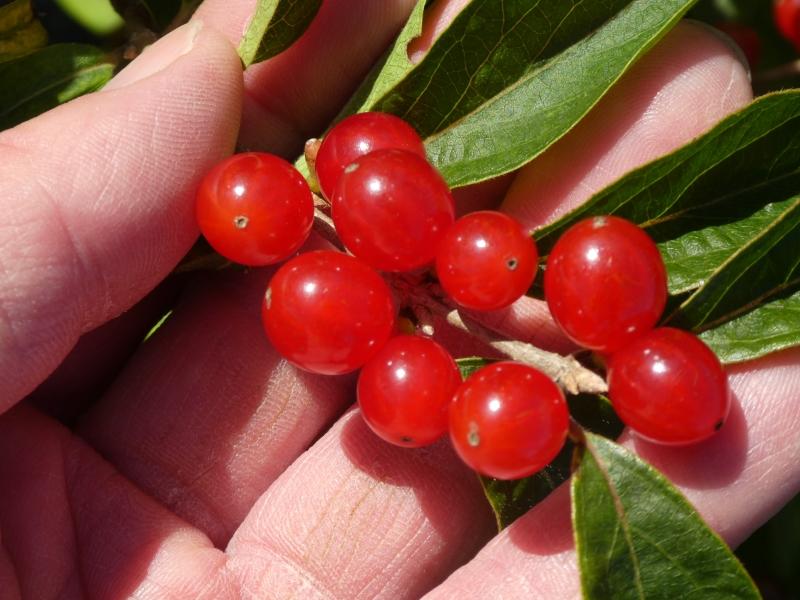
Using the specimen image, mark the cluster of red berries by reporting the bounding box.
[195,111,729,482]
[543,216,730,446]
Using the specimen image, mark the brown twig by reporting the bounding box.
[396,278,608,395]
[754,59,800,86]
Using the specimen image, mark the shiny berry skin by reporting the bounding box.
[262,251,396,375]
[544,216,667,353]
[331,149,455,272]
[449,362,569,480]
[775,0,800,51]
[357,335,461,447]
[436,211,538,310]
[608,328,730,445]
[196,153,314,266]
[316,112,426,200]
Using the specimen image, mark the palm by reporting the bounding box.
[2,2,798,599]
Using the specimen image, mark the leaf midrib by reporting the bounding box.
[585,440,646,599]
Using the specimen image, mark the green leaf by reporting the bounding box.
[534,92,800,256]
[480,444,572,530]
[573,432,761,600]
[337,0,426,118]
[0,0,33,32]
[661,197,800,296]
[0,0,47,62]
[111,0,181,31]
[666,196,800,331]
[0,44,115,130]
[455,356,491,379]
[529,92,800,361]
[417,0,698,187]
[238,0,323,67]
[699,289,800,364]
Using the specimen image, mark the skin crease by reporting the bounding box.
[0,2,798,600]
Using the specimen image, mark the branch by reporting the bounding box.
[754,59,800,86]
[399,279,608,395]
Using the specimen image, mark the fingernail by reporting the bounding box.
[105,20,203,91]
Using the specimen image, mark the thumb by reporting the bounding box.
[0,21,242,411]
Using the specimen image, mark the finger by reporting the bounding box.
[80,250,358,547]
[0,406,231,599]
[196,0,418,156]
[225,410,496,599]
[76,0,472,548]
[0,22,242,412]
[25,278,181,425]
[0,536,19,600]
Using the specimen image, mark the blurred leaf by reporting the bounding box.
[111,0,181,32]
[0,43,114,130]
[736,492,800,596]
[238,0,322,67]
[55,0,124,36]
[0,0,47,62]
[573,433,761,599]
[420,0,698,187]
[0,0,32,31]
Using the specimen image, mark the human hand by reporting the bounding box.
[1,1,798,598]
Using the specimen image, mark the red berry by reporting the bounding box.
[775,0,800,52]
[357,335,461,447]
[331,149,455,272]
[316,112,426,200]
[608,328,730,445]
[436,211,538,310]
[262,251,396,375]
[449,362,569,480]
[714,22,761,68]
[544,216,667,353]
[196,153,313,266]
